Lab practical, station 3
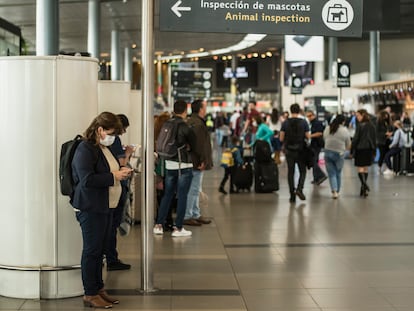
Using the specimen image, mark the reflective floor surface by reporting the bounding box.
[2,157,414,310]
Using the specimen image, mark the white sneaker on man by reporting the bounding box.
[383,168,394,175]
[153,225,163,235]
[172,227,192,237]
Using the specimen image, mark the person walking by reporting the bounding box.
[153,100,197,237]
[376,110,393,174]
[323,115,351,199]
[71,112,132,308]
[280,103,310,203]
[184,99,213,226]
[351,109,377,197]
[306,110,327,185]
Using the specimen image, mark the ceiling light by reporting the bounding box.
[266,51,272,57]
[253,53,259,57]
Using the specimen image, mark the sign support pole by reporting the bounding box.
[337,87,342,114]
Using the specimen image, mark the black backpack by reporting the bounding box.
[59,135,83,196]
[156,118,185,159]
[284,118,306,151]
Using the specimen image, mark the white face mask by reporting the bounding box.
[252,121,258,127]
[100,134,116,146]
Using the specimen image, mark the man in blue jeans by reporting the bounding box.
[184,99,213,226]
[153,100,198,237]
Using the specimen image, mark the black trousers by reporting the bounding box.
[286,150,307,194]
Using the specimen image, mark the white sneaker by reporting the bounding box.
[332,191,339,199]
[172,227,192,237]
[153,225,163,235]
[383,169,394,175]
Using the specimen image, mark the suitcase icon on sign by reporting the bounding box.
[327,4,348,23]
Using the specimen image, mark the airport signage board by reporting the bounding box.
[160,0,363,37]
[171,68,212,102]
[337,62,351,87]
[291,76,303,95]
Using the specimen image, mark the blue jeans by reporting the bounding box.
[104,184,128,264]
[76,210,111,296]
[185,170,204,220]
[156,168,193,229]
[384,147,401,169]
[324,149,345,193]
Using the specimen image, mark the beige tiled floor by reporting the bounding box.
[2,158,414,310]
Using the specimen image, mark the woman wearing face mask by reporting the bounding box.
[71,111,132,308]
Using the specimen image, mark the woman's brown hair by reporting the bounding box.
[84,111,123,145]
[154,111,171,141]
[357,109,370,123]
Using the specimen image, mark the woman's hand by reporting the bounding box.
[113,167,133,181]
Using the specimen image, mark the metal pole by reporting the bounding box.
[36,0,59,55]
[328,37,338,81]
[140,0,155,292]
[338,87,342,114]
[88,0,100,59]
[124,47,132,84]
[369,31,380,83]
[111,30,120,80]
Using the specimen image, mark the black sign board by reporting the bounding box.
[171,68,212,102]
[160,0,363,37]
[337,62,351,87]
[291,76,303,95]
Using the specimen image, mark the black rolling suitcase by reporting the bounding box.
[233,163,253,192]
[254,161,279,193]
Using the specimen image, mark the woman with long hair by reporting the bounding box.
[323,115,351,199]
[376,110,392,173]
[351,109,377,197]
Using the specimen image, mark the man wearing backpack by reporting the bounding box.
[153,100,197,237]
[280,103,310,203]
[184,99,213,226]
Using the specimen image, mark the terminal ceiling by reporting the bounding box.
[0,0,414,60]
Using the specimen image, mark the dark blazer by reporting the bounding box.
[352,121,377,152]
[70,140,115,213]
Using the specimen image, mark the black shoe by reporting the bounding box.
[295,190,306,200]
[316,176,328,185]
[107,260,131,271]
[289,193,296,203]
[219,187,227,195]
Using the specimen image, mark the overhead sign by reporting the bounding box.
[160,0,363,37]
[291,76,303,95]
[337,62,351,87]
[285,35,324,62]
[171,68,212,102]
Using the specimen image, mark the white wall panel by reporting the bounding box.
[97,80,131,144]
[0,56,98,299]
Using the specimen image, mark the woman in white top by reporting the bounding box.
[323,115,351,199]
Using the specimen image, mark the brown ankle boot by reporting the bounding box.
[98,289,120,304]
[83,294,112,308]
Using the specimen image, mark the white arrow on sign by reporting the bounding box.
[171,0,191,18]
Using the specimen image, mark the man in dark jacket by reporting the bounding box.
[280,103,310,203]
[184,99,213,226]
[153,100,197,237]
[306,110,327,185]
